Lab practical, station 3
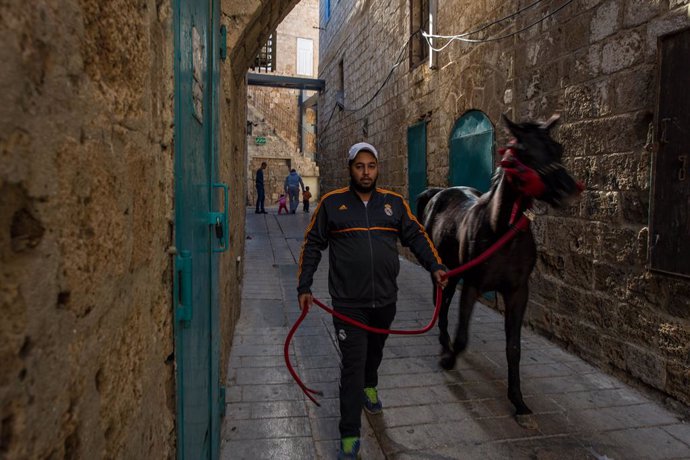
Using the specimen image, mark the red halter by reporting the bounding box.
[498,140,546,198]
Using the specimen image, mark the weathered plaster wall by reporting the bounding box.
[318,0,690,406]
[0,0,176,457]
[0,0,303,457]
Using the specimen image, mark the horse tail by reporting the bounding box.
[415,188,444,223]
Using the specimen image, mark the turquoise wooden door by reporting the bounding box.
[448,111,496,300]
[407,122,427,204]
[173,0,224,458]
[449,110,494,192]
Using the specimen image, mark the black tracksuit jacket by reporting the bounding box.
[297,186,444,308]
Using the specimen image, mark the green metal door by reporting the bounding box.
[448,111,496,300]
[407,122,428,204]
[449,110,494,192]
[174,0,225,458]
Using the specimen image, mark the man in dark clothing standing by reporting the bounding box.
[255,162,267,214]
[297,142,447,459]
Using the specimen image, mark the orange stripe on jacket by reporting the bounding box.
[377,189,443,265]
[331,226,399,234]
[297,187,350,283]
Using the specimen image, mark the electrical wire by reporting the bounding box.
[318,0,574,138]
[423,0,575,50]
[319,30,421,139]
[427,0,547,41]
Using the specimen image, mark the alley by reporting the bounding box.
[220,209,690,460]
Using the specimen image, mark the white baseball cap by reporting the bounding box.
[347,142,379,162]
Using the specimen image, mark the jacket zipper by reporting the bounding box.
[364,199,376,307]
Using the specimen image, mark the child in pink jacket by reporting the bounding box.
[277,194,288,214]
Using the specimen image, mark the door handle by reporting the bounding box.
[209,183,229,253]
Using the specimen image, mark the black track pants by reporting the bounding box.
[333,304,396,438]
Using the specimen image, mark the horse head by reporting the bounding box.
[500,114,583,207]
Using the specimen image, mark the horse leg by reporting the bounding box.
[435,278,459,353]
[502,284,532,416]
[441,284,478,370]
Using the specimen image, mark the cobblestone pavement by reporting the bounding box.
[220,208,690,460]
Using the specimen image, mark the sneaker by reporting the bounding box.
[363,387,382,414]
[337,437,361,460]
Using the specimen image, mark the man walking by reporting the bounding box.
[255,161,267,214]
[297,142,447,459]
[284,168,305,214]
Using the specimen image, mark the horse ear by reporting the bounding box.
[540,114,560,131]
[501,113,524,137]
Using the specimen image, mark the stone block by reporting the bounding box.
[618,304,662,347]
[564,80,612,121]
[625,272,670,310]
[558,120,607,157]
[579,190,622,221]
[595,222,645,265]
[591,0,621,42]
[578,151,648,191]
[625,344,667,388]
[666,280,690,319]
[600,334,628,369]
[657,321,690,361]
[601,29,644,74]
[620,190,649,225]
[592,261,630,300]
[611,64,655,113]
[665,362,690,405]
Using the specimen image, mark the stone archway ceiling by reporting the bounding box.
[225,0,302,82]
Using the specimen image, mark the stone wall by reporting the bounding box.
[317,0,690,406]
[0,0,176,457]
[0,0,300,457]
[246,0,320,207]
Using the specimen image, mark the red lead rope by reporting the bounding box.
[284,211,534,405]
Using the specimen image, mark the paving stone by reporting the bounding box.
[226,400,307,420]
[220,437,315,460]
[309,415,340,441]
[662,423,690,448]
[581,427,690,459]
[241,383,304,402]
[237,355,286,368]
[221,209,688,459]
[235,366,294,385]
[222,416,311,440]
[550,387,649,411]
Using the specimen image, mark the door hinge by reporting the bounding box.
[175,251,192,325]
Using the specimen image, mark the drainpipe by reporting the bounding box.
[298,89,304,153]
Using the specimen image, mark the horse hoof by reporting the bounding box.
[439,353,456,370]
[515,413,538,430]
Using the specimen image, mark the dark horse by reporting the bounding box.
[417,114,582,420]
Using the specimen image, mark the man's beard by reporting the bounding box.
[350,176,377,194]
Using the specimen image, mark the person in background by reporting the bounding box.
[296,142,447,460]
[302,186,312,213]
[255,161,268,214]
[284,168,305,214]
[276,194,288,215]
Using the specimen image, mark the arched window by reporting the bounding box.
[448,110,495,193]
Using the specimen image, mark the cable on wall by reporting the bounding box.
[423,0,575,50]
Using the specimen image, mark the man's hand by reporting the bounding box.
[298,292,313,311]
[433,270,448,289]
